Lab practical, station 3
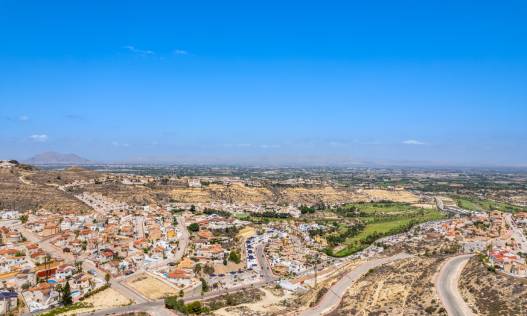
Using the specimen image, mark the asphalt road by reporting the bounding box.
[299,252,412,316]
[505,213,527,253]
[436,254,474,316]
[255,243,277,282]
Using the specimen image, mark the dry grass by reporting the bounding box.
[459,256,527,315]
[329,256,446,316]
[0,167,90,212]
[127,274,180,299]
[61,288,131,315]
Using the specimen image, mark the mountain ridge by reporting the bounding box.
[25,151,92,165]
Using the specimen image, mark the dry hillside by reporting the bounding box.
[459,256,527,315]
[329,256,446,316]
[0,167,90,212]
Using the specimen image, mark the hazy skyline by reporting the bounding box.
[1,1,526,166]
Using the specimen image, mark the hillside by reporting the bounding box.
[0,166,91,212]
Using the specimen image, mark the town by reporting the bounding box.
[1,160,527,315]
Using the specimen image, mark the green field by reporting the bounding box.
[453,196,522,213]
[325,202,446,257]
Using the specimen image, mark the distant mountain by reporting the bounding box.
[25,152,92,165]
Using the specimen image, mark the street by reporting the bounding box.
[299,253,412,316]
[255,243,276,282]
[504,213,527,253]
[436,254,474,316]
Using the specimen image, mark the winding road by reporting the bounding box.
[299,252,412,316]
[436,254,474,316]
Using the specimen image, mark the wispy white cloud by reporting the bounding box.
[19,115,29,121]
[30,134,48,142]
[174,49,189,55]
[112,141,130,147]
[124,45,155,56]
[259,144,280,149]
[402,139,426,145]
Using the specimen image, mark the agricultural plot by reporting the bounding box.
[453,196,521,213]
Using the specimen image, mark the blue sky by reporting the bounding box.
[1,1,526,166]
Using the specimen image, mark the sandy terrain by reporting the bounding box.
[213,261,245,274]
[280,186,354,204]
[0,167,91,212]
[62,288,131,315]
[126,274,179,299]
[213,287,293,316]
[362,189,420,204]
[329,256,446,315]
[459,256,527,315]
[171,183,274,204]
[237,227,256,239]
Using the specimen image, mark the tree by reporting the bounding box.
[228,251,241,264]
[203,264,214,275]
[193,263,202,275]
[190,204,196,213]
[19,215,29,224]
[62,282,73,306]
[105,273,111,284]
[187,223,199,232]
[200,278,209,293]
[74,260,83,273]
[179,289,184,298]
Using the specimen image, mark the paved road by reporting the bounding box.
[145,215,189,271]
[135,215,145,239]
[504,213,527,252]
[255,243,277,282]
[104,214,191,303]
[299,253,412,316]
[436,254,474,316]
[19,222,149,305]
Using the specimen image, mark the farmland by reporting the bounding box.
[453,195,522,213]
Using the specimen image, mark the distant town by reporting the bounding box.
[0,160,526,315]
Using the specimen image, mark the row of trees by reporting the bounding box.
[252,211,291,219]
[165,297,209,314]
[326,222,365,246]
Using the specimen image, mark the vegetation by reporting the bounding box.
[453,195,522,213]
[203,264,214,275]
[39,302,92,316]
[165,297,209,314]
[205,289,264,311]
[323,202,446,257]
[200,277,209,293]
[203,208,231,217]
[19,214,29,223]
[58,282,73,306]
[187,223,200,232]
[228,250,241,264]
[251,211,291,219]
[79,284,110,301]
